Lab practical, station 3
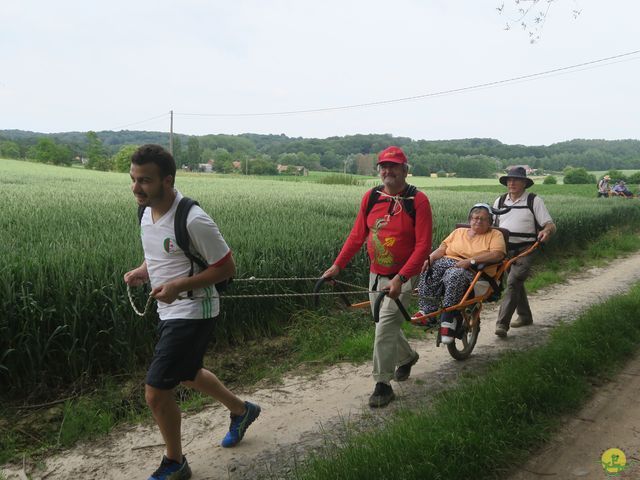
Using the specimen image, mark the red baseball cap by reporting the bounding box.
[377,146,407,165]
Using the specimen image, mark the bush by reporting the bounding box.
[112,145,139,173]
[249,159,277,175]
[316,174,363,186]
[543,175,557,185]
[455,155,496,178]
[605,169,627,182]
[437,170,447,178]
[27,138,72,166]
[627,171,640,184]
[563,167,596,184]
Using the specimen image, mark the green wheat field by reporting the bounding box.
[1,159,639,394]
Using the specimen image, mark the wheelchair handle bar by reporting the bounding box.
[373,291,412,323]
[313,276,352,308]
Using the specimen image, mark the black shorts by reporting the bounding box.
[146,317,215,390]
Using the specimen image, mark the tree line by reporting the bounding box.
[1,129,639,178]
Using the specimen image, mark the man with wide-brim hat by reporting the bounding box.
[598,174,611,198]
[493,166,556,337]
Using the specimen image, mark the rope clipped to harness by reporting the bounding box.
[377,191,414,217]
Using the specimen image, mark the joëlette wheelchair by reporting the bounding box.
[373,227,539,360]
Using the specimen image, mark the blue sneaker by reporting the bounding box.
[221,401,261,448]
[148,455,191,480]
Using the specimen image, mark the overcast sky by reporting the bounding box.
[2,1,638,145]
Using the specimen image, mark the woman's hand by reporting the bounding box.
[421,258,431,273]
[456,258,473,270]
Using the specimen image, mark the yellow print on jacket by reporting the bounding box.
[371,218,395,267]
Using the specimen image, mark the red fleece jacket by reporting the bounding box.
[334,187,432,278]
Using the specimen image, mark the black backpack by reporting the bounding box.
[365,184,418,222]
[496,192,541,244]
[137,197,232,294]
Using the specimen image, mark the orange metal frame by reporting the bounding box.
[408,241,540,325]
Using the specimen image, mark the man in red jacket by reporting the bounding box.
[322,146,432,407]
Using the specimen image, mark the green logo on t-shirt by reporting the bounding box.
[163,237,177,253]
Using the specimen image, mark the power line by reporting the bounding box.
[110,112,169,131]
[175,49,640,118]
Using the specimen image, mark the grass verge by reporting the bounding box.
[293,282,640,480]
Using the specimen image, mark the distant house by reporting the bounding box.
[277,164,308,176]
[197,162,213,173]
[232,161,242,170]
[506,165,537,175]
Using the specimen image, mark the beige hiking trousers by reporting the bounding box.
[369,273,417,384]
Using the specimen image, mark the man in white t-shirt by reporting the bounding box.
[493,166,556,338]
[124,144,260,480]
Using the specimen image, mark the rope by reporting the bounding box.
[126,276,419,316]
[333,279,370,291]
[233,276,319,282]
[127,284,154,317]
[233,277,368,290]
[206,290,386,299]
[378,191,412,217]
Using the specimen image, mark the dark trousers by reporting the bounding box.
[496,251,536,329]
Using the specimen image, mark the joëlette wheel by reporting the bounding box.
[447,305,481,360]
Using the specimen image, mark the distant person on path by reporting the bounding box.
[124,144,260,480]
[612,180,634,197]
[322,146,432,408]
[493,166,556,338]
[597,174,611,197]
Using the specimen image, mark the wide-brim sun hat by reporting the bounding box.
[499,166,534,188]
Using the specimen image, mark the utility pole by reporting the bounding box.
[169,110,174,156]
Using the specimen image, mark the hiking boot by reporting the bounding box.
[394,352,419,382]
[221,401,261,448]
[495,324,508,338]
[148,455,191,480]
[511,317,533,328]
[368,382,395,408]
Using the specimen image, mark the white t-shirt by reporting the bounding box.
[141,191,231,320]
[493,192,553,246]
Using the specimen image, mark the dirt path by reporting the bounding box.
[4,252,640,480]
[506,352,640,480]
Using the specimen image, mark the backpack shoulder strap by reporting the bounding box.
[137,205,146,225]
[175,197,208,270]
[364,185,384,217]
[527,193,542,231]
[403,184,418,221]
[365,184,418,222]
[498,193,508,209]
